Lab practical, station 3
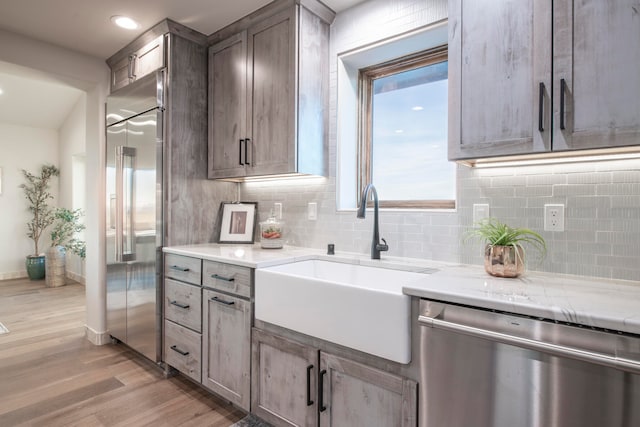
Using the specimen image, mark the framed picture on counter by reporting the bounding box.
[218,202,257,244]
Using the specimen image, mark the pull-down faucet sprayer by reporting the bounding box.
[357,183,389,260]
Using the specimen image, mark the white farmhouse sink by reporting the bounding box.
[255,259,434,364]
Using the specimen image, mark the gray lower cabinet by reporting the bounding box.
[319,352,417,427]
[252,328,418,427]
[164,319,202,382]
[252,328,318,427]
[202,288,252,411]
[163,254,203,382]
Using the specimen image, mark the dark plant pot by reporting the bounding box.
[26,255,46,280]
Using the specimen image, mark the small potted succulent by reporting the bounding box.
[465,218,546,278]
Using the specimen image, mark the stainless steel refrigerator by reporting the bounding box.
[106,71,163,362]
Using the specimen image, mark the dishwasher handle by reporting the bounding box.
[419,314,640,375]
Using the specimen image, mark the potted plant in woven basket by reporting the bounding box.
[20,164,60,280]
[465,218,546,278]
[46,208,86,287]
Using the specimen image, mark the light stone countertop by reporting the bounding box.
[163,244,640,335]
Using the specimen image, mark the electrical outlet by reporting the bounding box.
[544,204,565,232]
[307,202,317,220]
[473,204,490,225]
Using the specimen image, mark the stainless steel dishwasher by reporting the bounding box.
[418,300,640,427]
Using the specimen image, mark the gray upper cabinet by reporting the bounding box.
[553,0,640,151]
[449,0,640,161]
[208,0,334,179]
[109,35,165,92]
[208,32,248,178]
[448,0,551,160]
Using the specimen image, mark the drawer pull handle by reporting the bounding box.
[170,300,190,309]
[538,81,545,132]
[211,296,235,306]
[319,369,327,412]
[306,364,314,406]
[211,273,235,282]
[170,265,190,272]
[560,78,567,130]
[170,345,189,356]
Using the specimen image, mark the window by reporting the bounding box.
[358,47,455,209]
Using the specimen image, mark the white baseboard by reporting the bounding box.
[85,325,111,346]
[66,271,86,285]
[0,271,28,281]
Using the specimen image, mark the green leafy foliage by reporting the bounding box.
[50,208,86,259]
[464,217,547,263]
[19,165,60,256]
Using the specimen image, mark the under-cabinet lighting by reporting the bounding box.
[111,15,138,30]
[459,147,640,168]
[220,174,327,183]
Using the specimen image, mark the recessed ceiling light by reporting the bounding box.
[412,106,424,111]
[111,15,139,30]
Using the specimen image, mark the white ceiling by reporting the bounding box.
[0,0,364,130]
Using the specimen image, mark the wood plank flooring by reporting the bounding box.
[0,278,245,426]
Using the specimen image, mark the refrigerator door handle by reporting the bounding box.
[115,145,137,263]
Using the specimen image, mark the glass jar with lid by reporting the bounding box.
[260,211,284,249]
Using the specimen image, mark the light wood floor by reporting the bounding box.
[0,277,245,427]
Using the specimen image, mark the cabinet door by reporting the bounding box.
[208,32,249,179]
[132,36,165,82]
[319,352,417,427]
[448,0,551,160]
[111,55,132,92]
[246,10,297,176]
[553,0,640,151]
[202,289,251,411]
[252,328,317,427]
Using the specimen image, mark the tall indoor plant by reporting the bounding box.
[465,218,546,278]
[20,164,60,280]
[46,208,86,287]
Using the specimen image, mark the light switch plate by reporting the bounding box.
[308,202,317,220]
[274,202,283,220]
[473,204,490,225]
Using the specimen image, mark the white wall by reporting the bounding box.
[0,123,59,279]
[59,94,87,282]
[0,29,110,344]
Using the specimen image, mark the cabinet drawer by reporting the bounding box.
[165,254,202,285]
[164,279,202,332]
[164,320,202,382]
[203,260,251,298]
